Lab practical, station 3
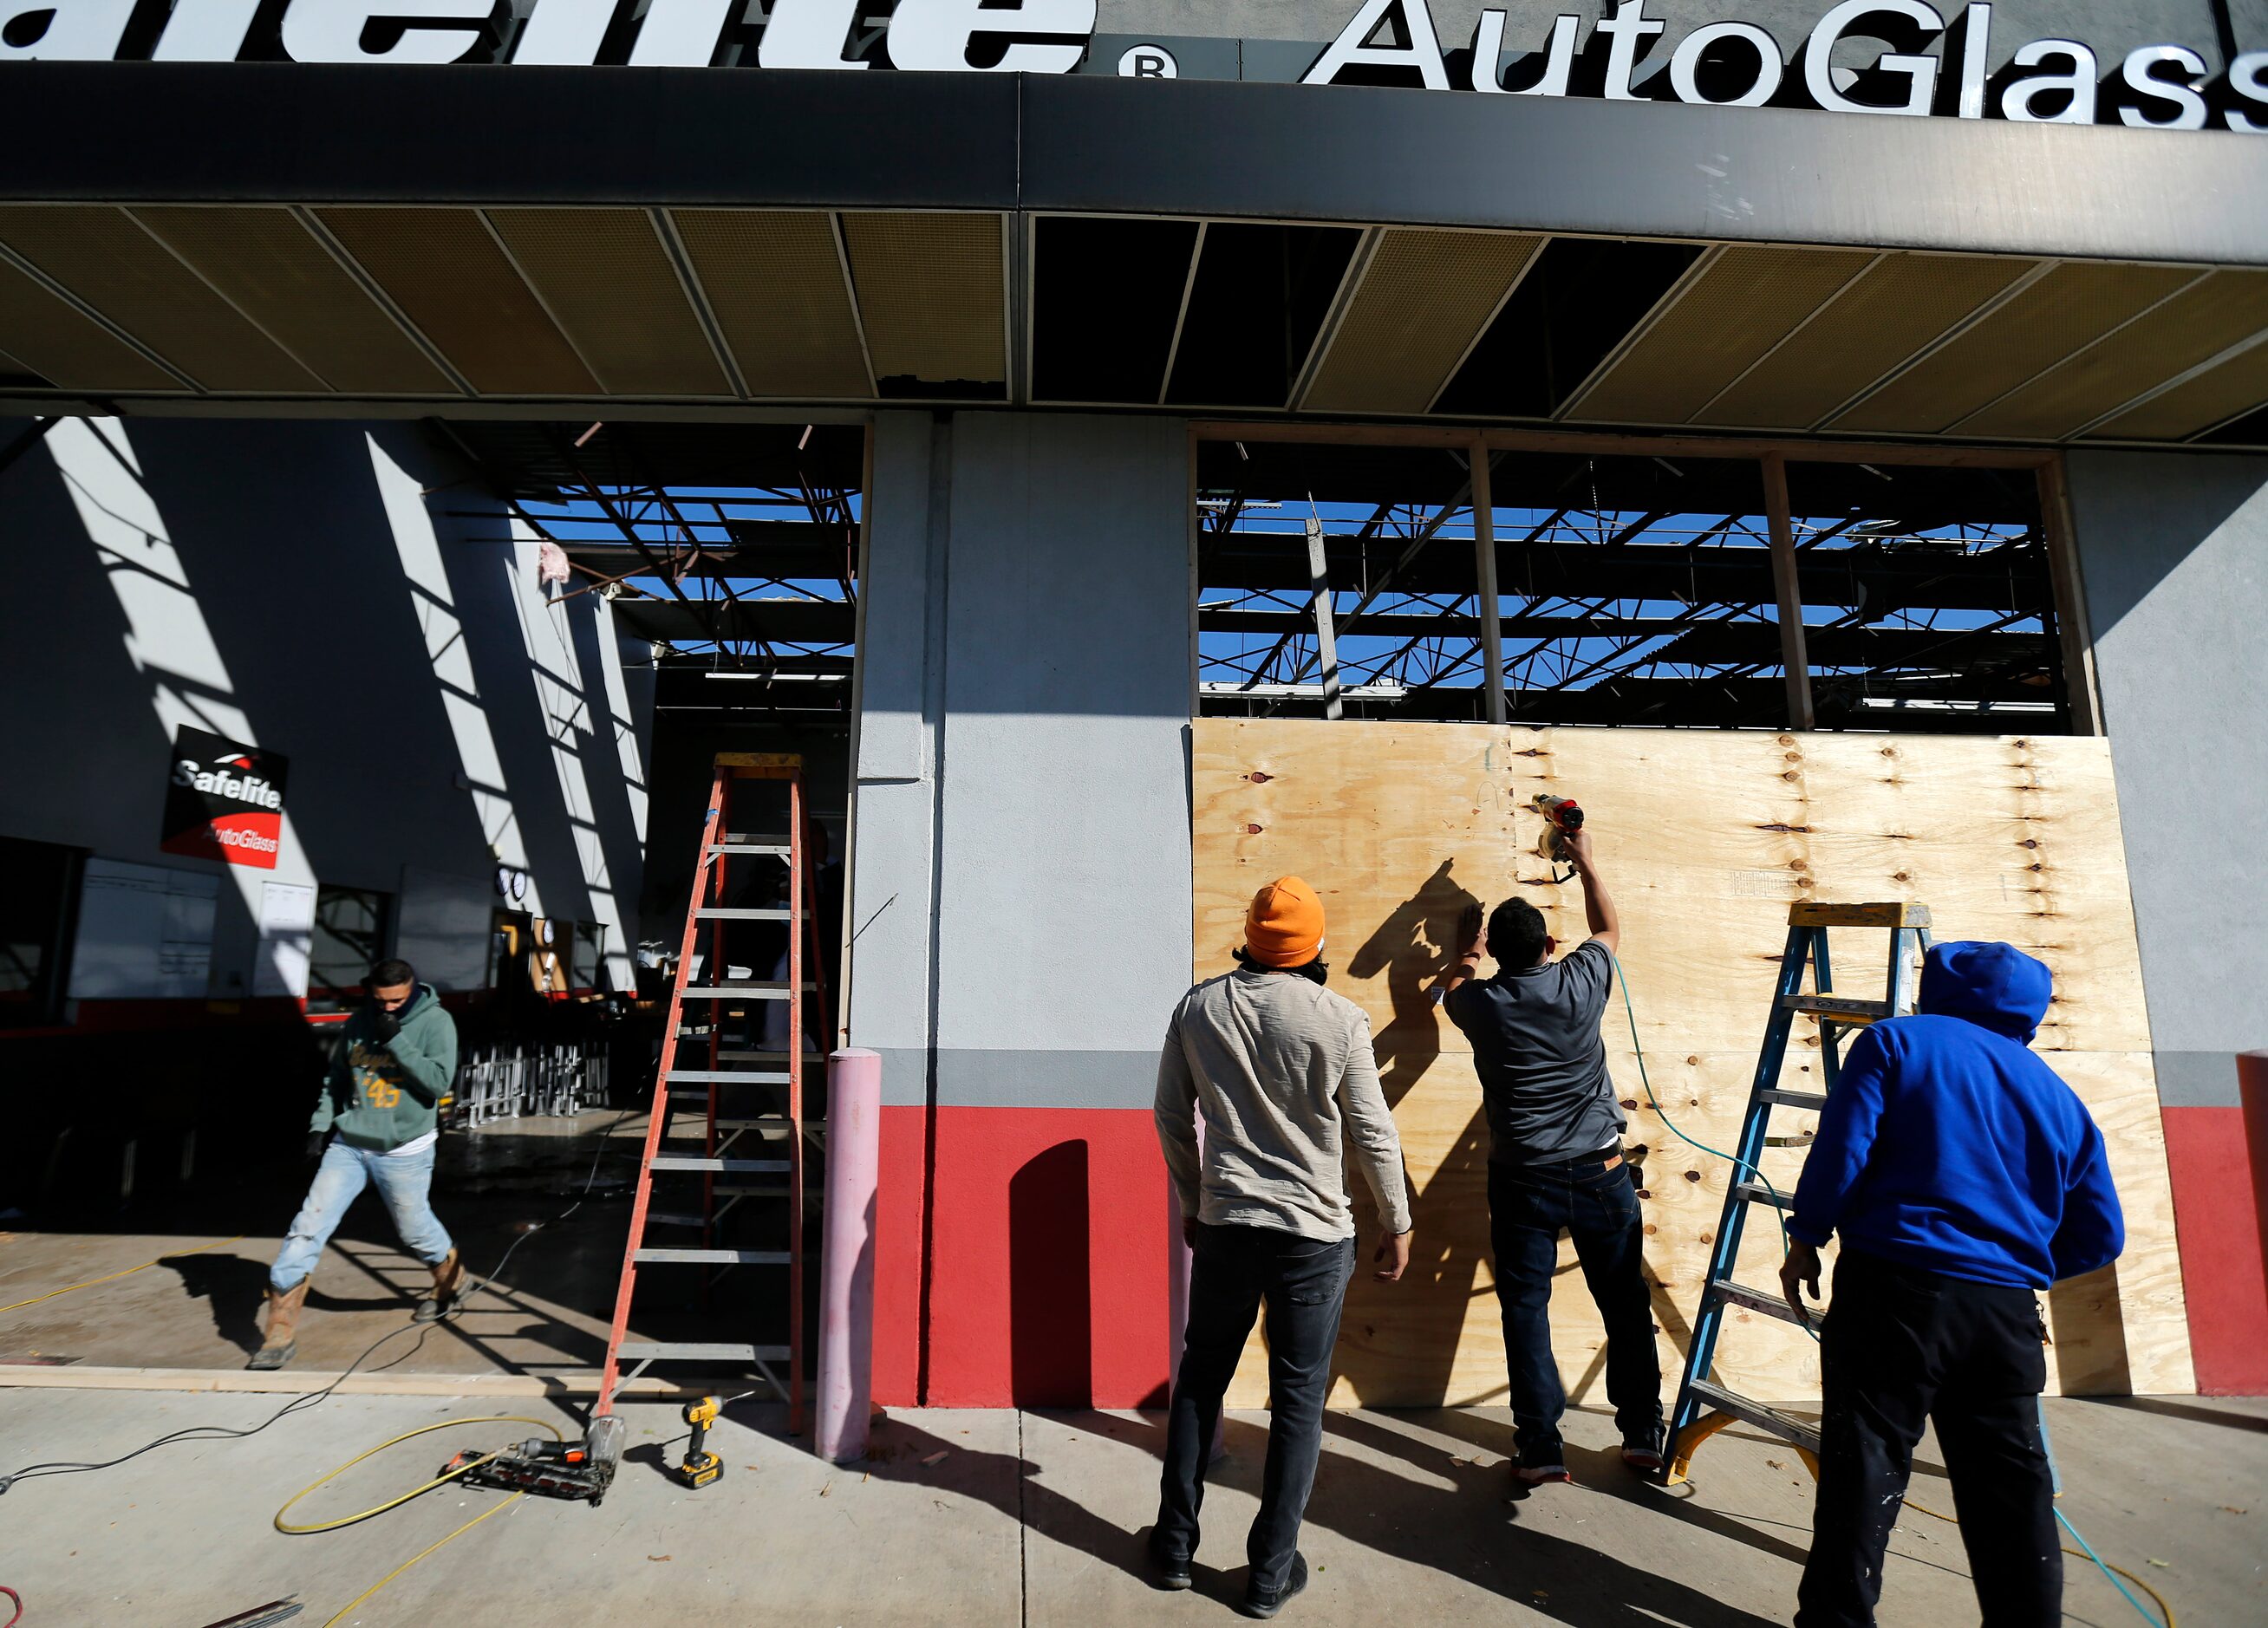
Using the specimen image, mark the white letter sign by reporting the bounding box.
[282,0,501,64]
[1804,0,1944,117]
[1301,0,1450,91]
[888,0,1096,75]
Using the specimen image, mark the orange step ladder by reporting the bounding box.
[594,753,830,1428]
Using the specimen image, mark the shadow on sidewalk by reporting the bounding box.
[1295,1411,1787,1626]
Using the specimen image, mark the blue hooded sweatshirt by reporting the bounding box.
[1787,941,2124,1290]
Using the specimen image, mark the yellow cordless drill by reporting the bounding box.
[674,1396,723,1489]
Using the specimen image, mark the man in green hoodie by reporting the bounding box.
[250,958,461,1370]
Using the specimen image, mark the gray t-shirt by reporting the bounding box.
[1444,939,1623,1166]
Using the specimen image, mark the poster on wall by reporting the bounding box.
[255,880,316,999]
[395,866,495,993]
[67,858,218,1000]
[160,726,288,870]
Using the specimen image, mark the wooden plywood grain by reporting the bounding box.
[1192,719,2190,1406]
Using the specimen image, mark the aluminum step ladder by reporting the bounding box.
[596,752,831,1429]
[1663,901,1932,1485]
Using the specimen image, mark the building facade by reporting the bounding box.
[3,0,2265,1396]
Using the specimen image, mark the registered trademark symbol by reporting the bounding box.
[1118,43,1177,78]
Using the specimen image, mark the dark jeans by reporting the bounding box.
[1797,1249,2058,1628]
[1157,1222,1355,1593]
[1488,1152,1661,1457]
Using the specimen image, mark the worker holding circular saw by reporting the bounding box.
[1780,939,2125,1627]
[1437,812,1665,1485]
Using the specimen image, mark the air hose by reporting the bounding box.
[273,1415,567,1627]
[1603,950,2169,1626]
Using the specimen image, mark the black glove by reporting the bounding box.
[368,1006,401,1043]
[305,1131,328,1163]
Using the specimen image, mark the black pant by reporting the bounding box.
[1488,1153,1661,1456]
[1157,1223,1355,1593]
[1797,1249,2059,1627]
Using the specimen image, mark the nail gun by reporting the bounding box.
[1532,793,1584,880]
[441,1415,625,1507]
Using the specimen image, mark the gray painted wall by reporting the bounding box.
[0,416,650,997]
[2067,450,2268,1110]
[847,411,1195,1109]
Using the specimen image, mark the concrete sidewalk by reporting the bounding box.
[0,1389,2258,1625]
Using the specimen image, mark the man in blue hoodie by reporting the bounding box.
[1780,941,2123,1627]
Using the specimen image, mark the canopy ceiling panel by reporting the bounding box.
[1163,221,1362,408]
[2090,336,2268,442]
[1694,252,2037,432]
[1564,244,1876,426]
[669,209,872,400]
[840,211,1006,394]
[1030,214,1201,403]
[1832,263,2203,436]
[1302,229,1541,417]
[1955,269,2268,441]
[486,207,729,398]
[0,255,180,393]
[316,206,598,396]
[0,199,2260,446]
[0,205,321,393]
[130,205,452,396]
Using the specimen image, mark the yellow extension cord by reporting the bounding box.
[0,1234,244,1314]
[273,1415,565,1627]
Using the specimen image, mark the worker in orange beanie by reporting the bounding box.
[1240,876,1329,969]
[1151,875,1413,1618]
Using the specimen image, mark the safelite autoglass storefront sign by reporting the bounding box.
[160,726,288,870]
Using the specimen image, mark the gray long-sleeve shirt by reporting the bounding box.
[1155,967,1413,1243]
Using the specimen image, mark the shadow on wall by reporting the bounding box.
[0,416,652,1218]
[2068,452,2268,639]
[1334,865,1502,1409]
[1317,876,1714,1411]
[1012,1138,1093,1408]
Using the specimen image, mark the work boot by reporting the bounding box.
[247,1279,309,1371]
[1240,1553,1308,1619]
[412,1248,465,1323]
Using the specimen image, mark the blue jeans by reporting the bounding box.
[270,1138,453,1292]
[1157,1223,1356,1594]
[1489,1152,1661,1458]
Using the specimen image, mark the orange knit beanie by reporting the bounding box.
[1244,876,1326,967]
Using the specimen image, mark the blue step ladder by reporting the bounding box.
[1663,902,1933,1485]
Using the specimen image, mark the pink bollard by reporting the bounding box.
[817,1048,882,1463]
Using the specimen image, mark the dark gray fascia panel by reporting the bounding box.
[0,62,1021,210]
[3,63,2265,266]
[1018,75,2268,267]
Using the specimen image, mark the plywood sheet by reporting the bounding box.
[1191,719,2189,1406]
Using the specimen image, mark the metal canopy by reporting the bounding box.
[3,65,2266,447]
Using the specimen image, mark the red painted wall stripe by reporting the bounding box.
[878,1101,2268,1404]
[876,1105,928,1407]
[2163,1105,2268,1395]
[873,1104,1173,1409]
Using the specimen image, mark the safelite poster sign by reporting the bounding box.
[160,726,287,869]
